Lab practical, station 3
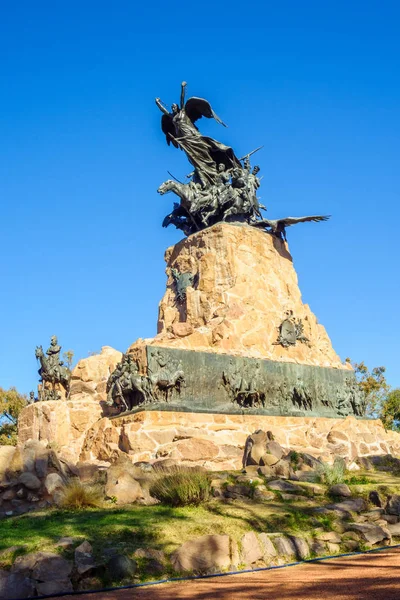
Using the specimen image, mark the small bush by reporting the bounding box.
[59,480,104,509]
[315,458,346,485]
[344,474,370,485]
[150,467,211,507]
[288,450,300,469]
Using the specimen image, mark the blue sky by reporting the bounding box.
[1,1,399,394]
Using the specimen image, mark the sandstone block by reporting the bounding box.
[240,532,263,565]
[346,524,391,545]
[290,536,310,560]
[329,484,351,497]
[258,533,277,559]
[171,534,231,573]
[273,536,296,559]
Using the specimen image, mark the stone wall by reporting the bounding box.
[79,411,400,471]
[137,223,351,371]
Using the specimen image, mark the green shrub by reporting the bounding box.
[288,450,300,469]
[315,458,346,485]
[150,467,211,507]
[344,474,370,485]
[59,480,104,509]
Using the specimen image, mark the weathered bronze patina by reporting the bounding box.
[156,81,329,238]
[35,336,71,398]
[107,346,365,419]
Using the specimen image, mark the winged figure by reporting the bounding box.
[255,215,330,241]
[155,82,240,187]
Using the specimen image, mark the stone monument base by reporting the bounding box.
[70,408,400,470]
[18,393,400,470]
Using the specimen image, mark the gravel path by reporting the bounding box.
[49,548,400,600]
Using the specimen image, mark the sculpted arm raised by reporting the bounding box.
[155,97,170,116]
[180,81,187,109]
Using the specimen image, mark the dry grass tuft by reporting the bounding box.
[150,466,211,507]
[59,480,104,509]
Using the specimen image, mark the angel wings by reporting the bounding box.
[155,82,239,187]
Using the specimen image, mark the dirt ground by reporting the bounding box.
[49,547,400,600]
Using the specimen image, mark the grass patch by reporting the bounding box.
[343,474,370,485]
[59,480,104,509]
[150,467,211,507]
[315,458,346,485]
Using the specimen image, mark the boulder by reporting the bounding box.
[310,540,326,556]
[107,555,137,581]
[253,487,275,501]
[327,498,366,513]
[11,553,39,577]
[257,465,274,478]
[369,490,382,507]
[385,494,400,516]
[0,572,36,600]
[240,532,263,565]
[133,548,165,563]
[362,509,384,522]
[386,522,400,536]
[381,515,398,525]
[273,536,296,559]
[105,472,144,505]
[265,441,285,460]
[267,480,300,493]
[316,532,341,543]
[329,484,351,498]
[171,534,231,573]
[290,536,310,560]
[258,534,277,559]
[32,552,72,582]
[346,523,391,545]
[260,453,280,467]
[18,472,41,491]
[44,473,64,495]
[326,542,341,554]
[75,541,96,576]
[36,580,73,595]
[274,460,292,479]
[244,430,268,465]
[225,484,252,498]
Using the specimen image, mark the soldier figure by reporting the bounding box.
[46,336,63,375]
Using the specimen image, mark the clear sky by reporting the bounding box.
[1,1,399,394]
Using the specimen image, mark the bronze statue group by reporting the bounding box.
[156,81,329,239]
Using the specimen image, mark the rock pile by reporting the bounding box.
[0,440,77,518]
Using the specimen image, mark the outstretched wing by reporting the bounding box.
[185,97,227,127]
[280,215,331,227]
[161,114,179,148]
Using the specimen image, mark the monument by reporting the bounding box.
[22,81,400,470]
[105,81,364,420]
[35,336,71,401]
